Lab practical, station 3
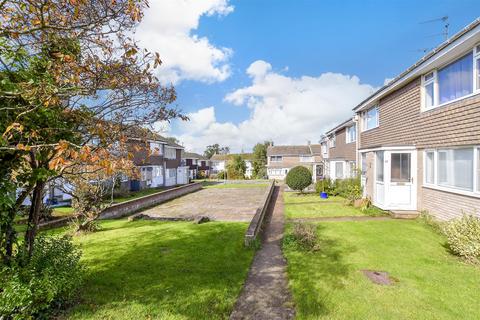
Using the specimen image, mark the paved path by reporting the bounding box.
[289,215,392,222]
[230,186,295,320]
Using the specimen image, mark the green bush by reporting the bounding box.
[442,214,480,264]
[283,223,320,251]
[217,171,226,179]
[0,236,83,319]
[285,166,312,193]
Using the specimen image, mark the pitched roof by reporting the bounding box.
[210,153,254,161]
[125,127,183,149]
[267,145,311,156]
[354,17,480,112]
[183,152,207,160]
[325,118,354,136]
[309,144,323,155]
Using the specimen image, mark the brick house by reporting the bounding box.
[321,119,357,180]
[182,152,211,179]
[127,132,188,188]
[266,144,323,181]
[354,18,480,219]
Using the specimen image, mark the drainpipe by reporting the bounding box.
[162,143,166,187]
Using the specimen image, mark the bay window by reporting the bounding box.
[422,44,480,110]
[424,147,479,195]
[363,106,379,131]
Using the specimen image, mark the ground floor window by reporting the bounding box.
[335,162,344,179]
[424,147,479,194]
[268,168,284,176]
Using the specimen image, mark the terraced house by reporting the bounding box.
[182,152,211,179]
[355,18,480,220]
[321,119,357,181]
[128,132,188,188]
[266,144,324,181]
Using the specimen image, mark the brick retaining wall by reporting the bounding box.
[100,182,202,219]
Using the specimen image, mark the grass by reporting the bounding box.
[62,219,254,320]
[283,220,480,319]
[283,192,386,219]
[52,206,75,217]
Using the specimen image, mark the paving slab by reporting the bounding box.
[139,186,267,222]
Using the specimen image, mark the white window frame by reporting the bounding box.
[362,106,379,132]
[164,147,176,160]
[421,45,480,112]
[270,155,282,162]
[422,147,480,198]
[329,134,336,148]
[346,124,357,143]
[299,155,313,163]
[474,44,480,91]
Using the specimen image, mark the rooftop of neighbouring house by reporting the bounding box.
[183,152,208,160]
[267,145,311,156]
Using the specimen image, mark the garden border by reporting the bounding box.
[244,180,276,246]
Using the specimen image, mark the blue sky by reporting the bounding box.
[137,0,479,153]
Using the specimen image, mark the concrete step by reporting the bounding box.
[389,210,420,219]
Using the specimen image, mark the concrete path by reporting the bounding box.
[230,186,295,320]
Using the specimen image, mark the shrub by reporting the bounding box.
[284,223,320,251]
[217,171,225,179]
[442,214,480,264]
[0,236,83,319]
[285,166,312,193]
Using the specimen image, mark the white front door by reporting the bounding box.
[374,149,417,210]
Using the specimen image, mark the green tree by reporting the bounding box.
[226,155,247,180]
[0,0,184,260]
[204,144,230,159]
[252,141,272,179]
[286,166,312,193]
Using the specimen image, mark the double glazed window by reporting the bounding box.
[363,106,379,131]
[422,45,480,110]
[299,155,313,162]
[270,156,282,162]
[424,147,479,194]
[335,162,344,179]
[329,134,336,148]
[164,147,176,159]
[346,124,357,143]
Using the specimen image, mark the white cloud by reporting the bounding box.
[135,0,233,84]
[172,60,376,153]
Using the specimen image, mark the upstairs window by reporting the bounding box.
[438,52,473,105]
[475,45,480,90]
[165,147,176,159]
[423,71,435,109]
[329,134,336,148]
[299,155,313,162]
[149,142,162,155]
[346,124,356,143]
[363,106,379,131]
[270,156,282,162]
[422,45,480,110]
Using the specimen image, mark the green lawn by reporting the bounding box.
[63,219,254,320]
[52,206,75,217]
[283,220,480,319]
[283,192,385,219]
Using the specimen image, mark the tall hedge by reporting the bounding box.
[285,166,312,193]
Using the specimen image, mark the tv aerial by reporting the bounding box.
[420,16,449,41]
